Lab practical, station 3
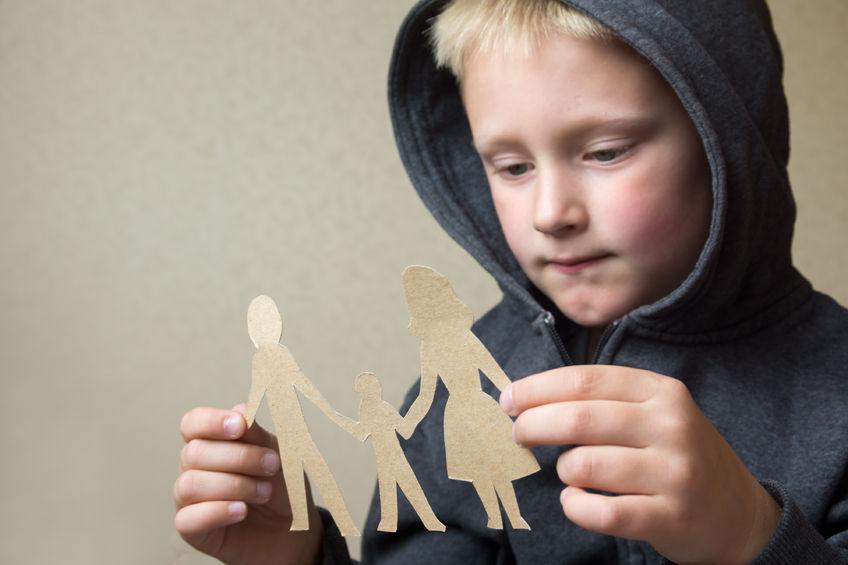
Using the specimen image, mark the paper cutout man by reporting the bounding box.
[401,266,540,530]
[343,372,446,533]
[244,295,360,537]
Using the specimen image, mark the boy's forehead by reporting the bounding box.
[463,34,664,98]
[461,32,637,81]
[460,33,685,143]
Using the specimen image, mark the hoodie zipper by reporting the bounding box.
[590,319,621,364]
[542,311,574,366]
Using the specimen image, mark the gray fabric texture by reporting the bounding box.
[319,0,848,563]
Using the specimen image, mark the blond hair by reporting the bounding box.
[430,0,616,81]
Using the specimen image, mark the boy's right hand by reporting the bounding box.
[174,405,323,565]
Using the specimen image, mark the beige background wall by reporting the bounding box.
[0,1,844,563]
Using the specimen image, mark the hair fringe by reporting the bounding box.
[429,0,616,81]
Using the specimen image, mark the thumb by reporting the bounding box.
[231,403,279,451]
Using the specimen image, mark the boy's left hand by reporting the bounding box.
[501,365,780,565]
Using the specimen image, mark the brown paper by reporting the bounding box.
[342,372,446,532]
[241,265,538,534]
[244,295,360,537]
[401,266,540,530]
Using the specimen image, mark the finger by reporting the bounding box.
[557,446,663,495]
[174,469,274,508]
[561,486,661,541]
[232,404,279,450]
[505,365,663,415]
[180,439,280,477]
[513,400,650,448]
[181,407,246,442]
[175,500,246,542]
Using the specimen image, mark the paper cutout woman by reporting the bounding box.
[401,266,540,530]
[244,295,360,537]
[343,372,446,533]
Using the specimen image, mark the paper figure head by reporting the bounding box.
[247,295,283,348]
[354,372,382,399]
[403,266,474,336]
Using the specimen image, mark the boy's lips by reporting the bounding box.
[548,253,611,274]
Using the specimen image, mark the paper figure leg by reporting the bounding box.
[302,447,360,537]
[376,474,398,532]
[395,462,446,532]
[472,480,503,529]
[495,481,530,530]
[280,452,309,531]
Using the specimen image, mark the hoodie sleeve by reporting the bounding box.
[748,480,848,564]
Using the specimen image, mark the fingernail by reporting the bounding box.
[223,415,241,437]
[228,501,246,519]
[261,452,280,475]
[257,481,272,500]
[500,385,514,415]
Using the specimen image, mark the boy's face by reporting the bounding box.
[462,34,712,328]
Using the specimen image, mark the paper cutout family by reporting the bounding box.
[244,266,540,537]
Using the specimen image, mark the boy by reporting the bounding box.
[174,1,848,563]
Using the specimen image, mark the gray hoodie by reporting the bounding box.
[320,1,848,563]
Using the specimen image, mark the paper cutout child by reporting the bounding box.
[244,295,360,537]
[401,266,540,530]
[343,372,446,533]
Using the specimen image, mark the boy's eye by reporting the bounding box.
[506,163,529,176]
[495,163,531,177]
[586,146,630,163]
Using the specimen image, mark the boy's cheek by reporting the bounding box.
[492,195,535,259]
[605,158,711,259]
[603,193,687,255]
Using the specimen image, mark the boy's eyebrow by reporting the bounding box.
[472,116,657,157]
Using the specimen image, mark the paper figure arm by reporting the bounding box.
[400,345,438,433]
[243,362,267,428]
[395,409,416,440]
[470,334,511,392]
[347,420,369,442]
[331,401,369,441]
[293,369,358,431]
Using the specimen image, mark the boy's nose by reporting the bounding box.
[533,168,587,234]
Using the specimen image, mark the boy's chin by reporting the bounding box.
[554,297,628,329]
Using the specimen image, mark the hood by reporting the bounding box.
[388,0,811,339]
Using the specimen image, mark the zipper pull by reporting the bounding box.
[540,310,573,365]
